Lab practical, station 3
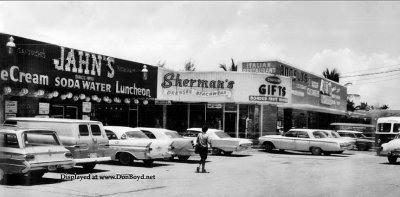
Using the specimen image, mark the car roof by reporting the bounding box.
[288,129,334,132]
[136,127,178,133]
[337,130,362,134]
[0,125,56,134]
[7,117,102,124]
[186,128,222,133]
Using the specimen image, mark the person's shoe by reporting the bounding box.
[196,167,200,173]
[202,169,207,173]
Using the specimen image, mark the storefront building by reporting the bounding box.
[0,33,157,126]
[156,68,292,138]
[239,60,348,131]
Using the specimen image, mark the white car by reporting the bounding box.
[321,130,357,150]
[136,128,195,161]
[381,134,400,164]
[184,128,253,155]
[0,126,75,184]
[258,129,352,155]
[104,126,173,165]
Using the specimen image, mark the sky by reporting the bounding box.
[1,1,400,109]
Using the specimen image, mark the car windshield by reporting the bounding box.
[312,131,329,139]
[355,133,367,138]
[125,131,149,139]
[331,131,341,138]
[165,131,183,138]
[23,130,61,147]
[214,131,231,138]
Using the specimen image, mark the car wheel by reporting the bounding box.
[143,159,154,165]
[388,155,398,164]
[119,153,133,165]
[0,168,6,184]
[212,148,221,155]
[178,156,190,161]
[82,163,97,171]
[223,151,233,156]
[264,142,274,152]
[311,147,322,155]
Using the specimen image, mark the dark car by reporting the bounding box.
[338,130,375,151]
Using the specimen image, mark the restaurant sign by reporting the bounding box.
[0,33,157,99]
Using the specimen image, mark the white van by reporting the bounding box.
[4,117,111,170]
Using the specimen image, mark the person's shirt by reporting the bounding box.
[197,132,210,148]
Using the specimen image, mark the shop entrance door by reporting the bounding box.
[51,105,64,118]
[224,112,237,137]
[65,106,78,119]
[128,109,138,127]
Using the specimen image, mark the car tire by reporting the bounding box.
[119,153,133,165]
[0,168,6,184]
[82,163,97,171]
[388,155,398,164]
[178,156,190,161]
[223,151,233,156]
[212,148,221,155]
[264,142,274,152]
[311,147,322,155]
[23,171,45,185]
[143,159,154,165]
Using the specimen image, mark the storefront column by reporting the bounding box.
[0,95,4,123]
[163,105,167,128]
[236,104,239,138]
[187,104,190,128]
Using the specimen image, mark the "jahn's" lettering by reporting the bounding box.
[53,47,115,78]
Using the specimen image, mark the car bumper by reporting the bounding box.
[74,156,111,164]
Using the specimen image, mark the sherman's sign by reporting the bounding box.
[157,69,291,104]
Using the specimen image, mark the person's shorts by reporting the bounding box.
[198,147,208,160]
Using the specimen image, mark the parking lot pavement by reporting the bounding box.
[1,149,400,197]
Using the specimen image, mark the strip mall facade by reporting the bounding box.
[0,33,347,138]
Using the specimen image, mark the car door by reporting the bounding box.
[277,130,296,150]
[77,124,96,159]
[295,131,311,151]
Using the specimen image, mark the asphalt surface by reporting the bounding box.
[1,149,399,197]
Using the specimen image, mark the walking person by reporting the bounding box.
[196,125,210,173]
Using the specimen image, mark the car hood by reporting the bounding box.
[382,139,400,152]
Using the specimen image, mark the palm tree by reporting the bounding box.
[184,60,196,71]
[156,61,166,68]
[380,104,389,110]
[322,68,340,82]
[219,58,237,71]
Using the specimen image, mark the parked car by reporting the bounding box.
[136,127,195,161]
[0,125,75,184]
[321,130,357,150]
[258,129,352,155]
[4,117,111,170]
[104,126,173,165]
[184,128,253,155]
[381,134,400,164]
[337,130,375,151]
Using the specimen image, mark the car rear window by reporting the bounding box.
[79,125,89,136]
[105,130,118,140]
[141,130,157,139]
[23,131,60,146]
[91,125,102,136]
[165,131,183,138]
[0,133,20,148]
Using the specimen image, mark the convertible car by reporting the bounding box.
[184,128,253,155]
[258,129,352,155]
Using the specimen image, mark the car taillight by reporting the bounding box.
[146,142,153,152]
[24,154,35,161]
[65,152,73,158]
